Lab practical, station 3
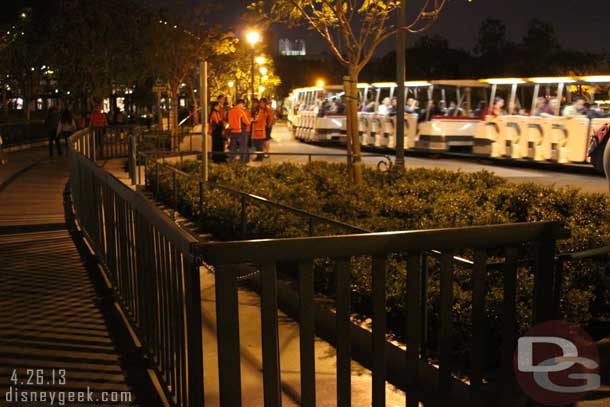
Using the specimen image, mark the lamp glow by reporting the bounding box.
[246,31,261,46]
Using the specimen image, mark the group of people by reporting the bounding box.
[208,94,275,164]
[370,97,459,121]
[486,96,609,119]
[44,106,110,157]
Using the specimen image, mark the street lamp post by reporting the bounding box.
[228,81,235,105]
[246,31,261,105]
[258,66,268,94]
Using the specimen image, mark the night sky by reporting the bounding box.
[141,0,610,55]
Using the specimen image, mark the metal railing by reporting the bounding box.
[0,121,46,146]
[67,127,610,407]
[195,222,565,407]
[69,128,203,407]
[145,159,367,238]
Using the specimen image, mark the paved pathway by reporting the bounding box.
[0,151,140,406]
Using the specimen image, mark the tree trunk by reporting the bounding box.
[170,86,179,149]
[191,89,200,126]
[343,66,363,183]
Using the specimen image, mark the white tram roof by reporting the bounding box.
[371,81,432,88]
[528,76,577,84]
[581,75,610,83]
[481,78,528,85]
[430,80,490,88]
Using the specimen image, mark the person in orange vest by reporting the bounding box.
[228,99,251,163]
[208,102,227,163]
[251,99,268,161]
[217,94,227,121]
[260,97,275,157]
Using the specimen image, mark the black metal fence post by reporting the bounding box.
[240,196,247,238]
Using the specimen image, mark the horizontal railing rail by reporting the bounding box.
[68,128,204,407]
[141,155,370,237]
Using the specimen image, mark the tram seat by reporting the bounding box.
[370,114,384,147]
[305,112,316,142]
[316,115,346,142]
[358,113,372,146]
[416,116,478,152]
[499,115,528,159]
[564,117,593,163]
[527,116,547,161]
[542,117,570,163]
[473,117,502,156]
[378,115,394,148]
[406,114,418,149]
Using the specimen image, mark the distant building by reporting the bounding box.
[279,39,306,56]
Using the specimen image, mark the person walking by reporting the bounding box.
[228,99,251,164]
[260,98,274,158]
[251,100,268,161]
[208,102,227,163]
[45,107,61,157]
[57,109,77,149]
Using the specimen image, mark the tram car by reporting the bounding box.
[286,75,610,165]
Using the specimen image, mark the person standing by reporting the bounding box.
[45,107,61,157]
[208,102,226,163]
[228,99,251,164]
[57,109,77,149]
[261,98,274,158]
[251,100,268,161]
[217,94,227,120]
[89,105,108,158]
[249,99,259,151]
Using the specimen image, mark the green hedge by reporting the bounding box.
[149,160,610,370]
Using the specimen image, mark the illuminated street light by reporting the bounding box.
[259,67,268,75]
[255,56,266,65]
[228,81,235,88]
[316,79,325,88]
[246,31,261,46]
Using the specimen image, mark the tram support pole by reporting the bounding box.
[395,0,407,170]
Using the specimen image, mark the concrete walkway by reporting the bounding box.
[0,150,141,406]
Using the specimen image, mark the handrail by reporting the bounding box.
[194,221,563,264]
[151,160,369,234]
[558,244,610,260]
